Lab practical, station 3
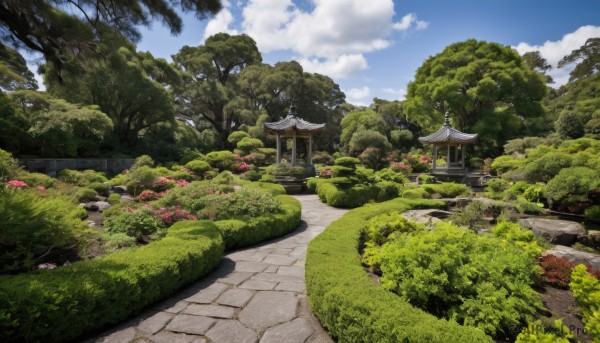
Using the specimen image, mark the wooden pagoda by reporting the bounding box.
[418,112,478,174]
[263,106,325,165]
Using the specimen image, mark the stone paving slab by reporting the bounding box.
[88,194,347,343]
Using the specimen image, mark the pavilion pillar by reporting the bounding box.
[292,131,297,165]
[446,145,451,169]
[276,133,281,163]
[432,146,437,171]
[307,135,313,165]
[461,144,466,169]
[454,145,459,165]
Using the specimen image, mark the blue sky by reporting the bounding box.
[27,1,600,105]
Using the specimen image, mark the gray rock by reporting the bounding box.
[120,194,136,202]
[165,314,215,335]
[578,230,600,250]
[83,202,99,211]
[260,318,313,343]
[518,218,585,245]
[546,245,600,270]
[206,320,258,343]
[113,185,127,194]
[239,291,298,329]
[95,201,111,212]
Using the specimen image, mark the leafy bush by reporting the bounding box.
[306,197,491,343]
[100,232,137,251]
[545,167,600,204]
[124,166,158,196]
[241,169,261,181]
[375,168,407,183]
[0,149,20,181]
[523,184,545,203]
[0,220,224,342]
[417,174,436,184]
[105,206,166,240]
[515,320,573,343]
[450,200,490,231]
[469,157,484,169]
[0,189,88,274]
[244,152,266,166]
[334,156,361,168]
[106,193,121,205]
[376,222,541,336]
[402,187,431,199]
[331,165,355,177]
[524,152,573,182]
[57,169,108,186]
[423,182,470,198]
[17,172,55,188]
[200,187,282,220]
[491,155,525,175]
[492,220,544,259]
[586,205,600,222]
[185,160,211,175]
[75,187,98,202]
[570,264,600,339]
[205,150,239,171]
[265,163,306,179]
[131,154,155,170]
[236,137,264,154]
[227,131,250,145]
[312,151,334,165]
[486,178,510,193]
[87,182,109,196]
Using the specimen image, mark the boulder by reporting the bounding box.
[95,201,111,212]
[113,186,127,194]
[83,202,99,211]
[120,195,136,202]
[518,217,585,245]
[546,245,600,270]
[578,230,600,250]
[402,209,453,227]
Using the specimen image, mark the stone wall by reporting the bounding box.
[20,158,134,176]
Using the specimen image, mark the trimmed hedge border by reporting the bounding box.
[306,197,492,342]
[308,178,401,208]
[0,193,301,342]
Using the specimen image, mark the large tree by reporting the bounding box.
[0,0,221,75]
[0,44,37,91]
[172,33,262,147]
[558,37,600,82]
[44,33,177,149]
[522,50,553,83]
[406,39,547,157]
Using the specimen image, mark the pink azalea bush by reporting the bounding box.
[6,180,28,188]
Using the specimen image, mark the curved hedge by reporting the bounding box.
[0,193,302,342]
[306,197,492,342]
[310,178,401,208]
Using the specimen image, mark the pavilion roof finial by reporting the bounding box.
[443,111,451,127]
[288,104,297,117]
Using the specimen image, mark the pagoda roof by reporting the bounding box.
[264,106,325,134]
[418,114,478,145]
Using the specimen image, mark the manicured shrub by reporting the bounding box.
[106,193,121,205]
[524,152,573,182]
[105,206,166,240]
[75,187,98,202]
[100,232,137,251]
[306,197,491,343]
[0,149,20,181]
[417,174,436,184]
[185,160,211,175]
[334,156,361,168]
[586,205,600,222]
[545,167,600,205]
[402,187,431,199]
[423,182,470,198]
[491,155,525,175]
[0,220,224,342]
[205,150,239,171]
[244,152,266,166]
[236,137,264,154]
[131,154,155,170]
[265,163,306,179]
[375,168,407,184]
[312,151,334,165]
[227,131,250,145]
[331,165,354,177]
[17,172,56,188]
[241,169,261,181]
[124,166,158,196]
[0,189,88,274]
[57,169,108,186]
[200,187,282,220]
[87,181,109,196]
[486,178,510,193]
[377,222,541,336]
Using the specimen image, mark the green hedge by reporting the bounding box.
[0,220,224,342]
[315,181,400,208]
[306,197,492,342]
[215,195,301,249]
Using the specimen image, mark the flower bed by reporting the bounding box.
[306,197,492,342]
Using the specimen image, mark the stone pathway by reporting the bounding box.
[89,194,347,343]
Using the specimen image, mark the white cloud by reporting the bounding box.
[203,1,239,40]
[393,12,429,31]
[514,25,600,87]
[345,86,371,105]
[239,0,427,79]
[297,54,368,79]
[382,87,406,100]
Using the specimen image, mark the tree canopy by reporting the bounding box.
[0,44,37,91]
[558,37,600,82]
[0,0,221,74]
[406,39,548,157]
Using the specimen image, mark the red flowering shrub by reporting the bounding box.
[6,180,27,188]
[389,162,412,176]
[237,162,250,173]
[320,167,335,178]
[176,179,189,187]
[153,206,197,225]
[150,176,174,192]
[537,254,574,288]
[139,190,161,202]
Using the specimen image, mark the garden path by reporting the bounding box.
[89,194,348,343]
